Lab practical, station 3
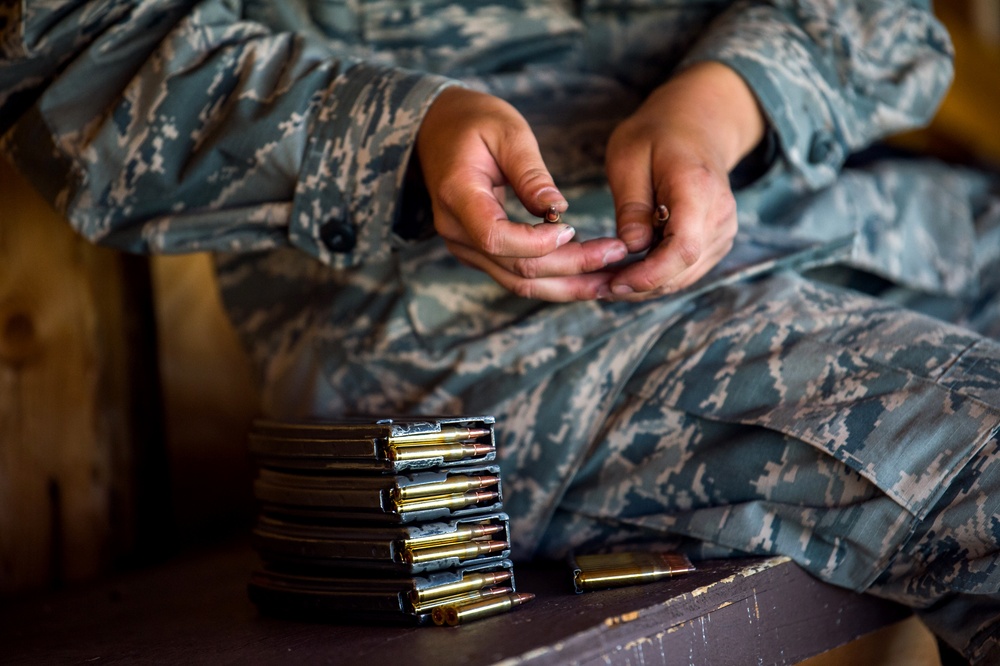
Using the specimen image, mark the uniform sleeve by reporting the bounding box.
[681,1,954,189]
[0,0,458,267]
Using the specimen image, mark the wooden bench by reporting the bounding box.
[2,540,927,665]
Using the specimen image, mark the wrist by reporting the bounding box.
[652,61,767,173]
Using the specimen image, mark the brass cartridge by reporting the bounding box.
[393,474,499,501]
[402,539,508,566]
[403,523,505,550]
[387,443,495,463]
[393,490,498,515]
[439,592,535,626]
[572,551,695,593]
[416,586,512,615]
[387,427,492,447]
[409,570,512,604]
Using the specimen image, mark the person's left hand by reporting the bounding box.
[603,61,766,301]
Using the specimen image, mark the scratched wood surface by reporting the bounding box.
[2,541,914,665]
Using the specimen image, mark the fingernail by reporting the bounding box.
[596,285,612,300]
[619,223,646,248]
[603,247,627,265]
[556,225,576,246]
[612,284,634,296]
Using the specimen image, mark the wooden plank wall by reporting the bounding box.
[0,158,135,593]
[0,155,260,594]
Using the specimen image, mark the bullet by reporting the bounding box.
[441,592,535,626]
[418,586,512,616]
[393,474,499,501]
[572,551,695,592]
[403,522,505,550]
[402,539,508,566]
[393,490,499,515]
[387,442,495,463]
[649,205,670,248]
[387,427,492,447]
[543,205,561,224]
[410,570,512,604]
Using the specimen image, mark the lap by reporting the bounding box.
[535,270,1000,594]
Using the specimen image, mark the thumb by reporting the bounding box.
[487,120,567,219]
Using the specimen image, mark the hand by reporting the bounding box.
[416,87,628,302]
[604,62,766,301]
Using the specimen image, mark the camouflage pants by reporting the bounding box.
[529,270,1000,662]
[218,160,1000,661]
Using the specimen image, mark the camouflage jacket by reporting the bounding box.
[1,1,954,273]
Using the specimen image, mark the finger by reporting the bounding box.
[606,233,734,302]
[489,126,568,220]
[605,145,655,253]
[441,207,627,278]
[504,237,628,279]
[447,242,617,302]
[435,177,577,258]
[610,189,713,295]
[439,209,625,278]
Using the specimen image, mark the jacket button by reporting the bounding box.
[808,132,842,165]
[321,221,357,252]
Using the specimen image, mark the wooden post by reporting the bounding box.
[0,158,136,592]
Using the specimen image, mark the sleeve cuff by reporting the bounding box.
[288,62,459,267]
[681,2,952,191]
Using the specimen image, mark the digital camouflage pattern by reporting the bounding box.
[3,0,999,660]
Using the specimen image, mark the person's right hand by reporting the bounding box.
[416,87,628,302]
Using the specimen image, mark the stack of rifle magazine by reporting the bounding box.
[246,416,532,625]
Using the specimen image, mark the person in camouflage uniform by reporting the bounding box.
[2,0,999,661]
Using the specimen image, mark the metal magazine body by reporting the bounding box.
[247,558,516,624]
[249,416,497,473]
[252,464,504,523]
[252,511,512,573]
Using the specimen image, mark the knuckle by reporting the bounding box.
[435,175,465,208]
[666,163,716,201]
[674,237,702,268]
[514,167,550,193]
[691,164,716,187]
[583,253,605,273]
[511,257,539,279]
[615,200,652,219]
[511,280,537,300]
[478,226,505,255]
[634,273,661,292]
